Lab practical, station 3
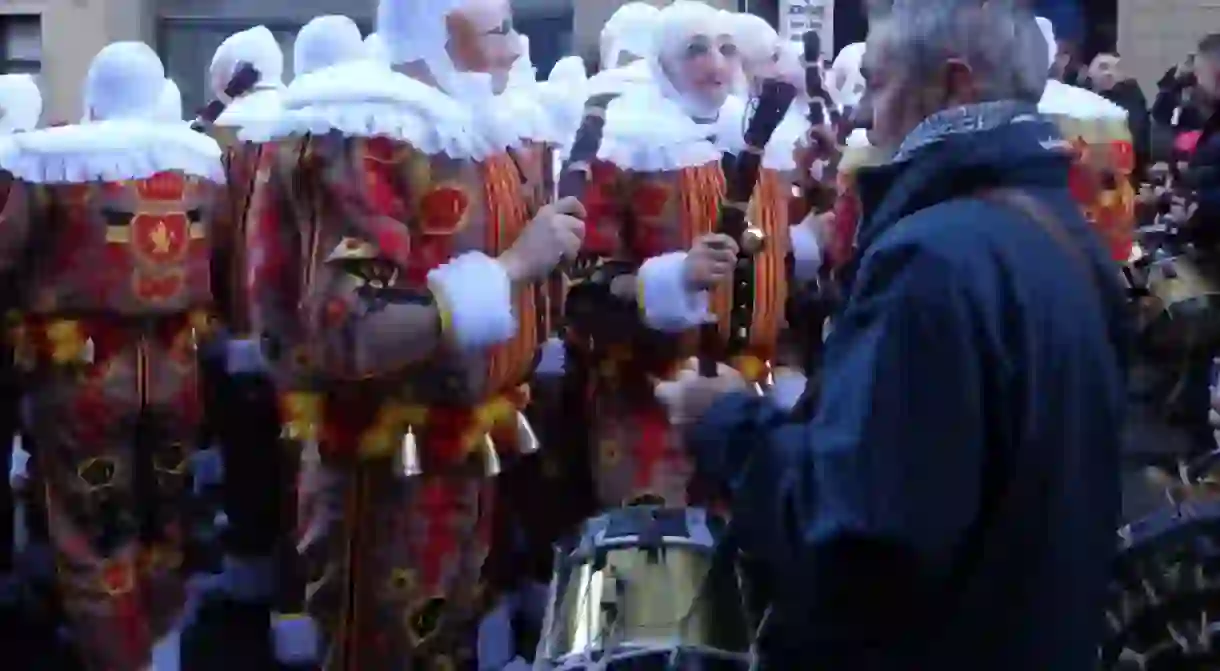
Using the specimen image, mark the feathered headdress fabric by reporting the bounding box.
[601,2,660,68]
[376,0,461,65]
[0,74,41,133]
[210,25,285,89]
[295,15,366,76]
[83,41,166,121]
[156,78,183,121]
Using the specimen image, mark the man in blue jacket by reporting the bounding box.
[658,0,1128,668]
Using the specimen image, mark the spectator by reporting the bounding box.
[1186,33,1220,237]
[1089,52,1151,179]
[1152,53,1206,132]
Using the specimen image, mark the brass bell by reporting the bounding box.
[741,226,766,255]
[301,439,321,466]
[396,427,423,477]
[482,435,501,476]
[752,369,775,397]
[515,411,540,454]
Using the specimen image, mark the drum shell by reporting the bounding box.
[1138,255,1220,358]
[538,507,751,666]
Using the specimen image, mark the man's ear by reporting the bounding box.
[943,58,977,105]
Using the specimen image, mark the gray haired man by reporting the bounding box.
[663,1,1127,667]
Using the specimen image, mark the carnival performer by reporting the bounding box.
[294,15,367,78]
[0,42,225,670]
[174,23,308,671]
[1036,17,1135,262]
[208,26,284,149]
[586,2,658,96]
[569,0,809,508]
[0,71,62,669]
[237,0,586,666]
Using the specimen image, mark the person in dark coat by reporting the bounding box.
[1152,56,1206,133]
[1185,34,1220,236]
[656,1,1128,668]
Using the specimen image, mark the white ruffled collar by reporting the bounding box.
[214,87,283,128]
[1038,79,1127,119]
[499,82,564,145]
[598,85,741,171]
[239,61,511,159]
[0,118,224,184]
[587,60,653,96]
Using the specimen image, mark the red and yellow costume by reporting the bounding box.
[573,87,796,508]
[242,59,543,670]
[1039,80,1136,262]
[0,115,225,669]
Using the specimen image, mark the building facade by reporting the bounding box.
[0,0,1214,122]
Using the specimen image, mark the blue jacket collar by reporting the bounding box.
[854,107,1073,255]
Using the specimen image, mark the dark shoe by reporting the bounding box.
[178,589,276,671]
[0,574,83,670]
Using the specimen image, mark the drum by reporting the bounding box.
[1137,252,1220,358]
[1100,474,1220,669]
[536,506,753,669]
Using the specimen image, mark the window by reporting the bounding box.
[0,15,40,74]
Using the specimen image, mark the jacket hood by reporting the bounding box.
[855,115,1073,254]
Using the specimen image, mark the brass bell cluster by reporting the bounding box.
[393,410,540,479]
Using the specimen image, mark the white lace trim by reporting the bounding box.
[1038,79,1127,120]
[214,87,283,128]
[499,83,565,145]
[587,61,654,96]
[534,77,589,148]
[599,86,736,171]
[238,61,501,159]
[0,119,224,184]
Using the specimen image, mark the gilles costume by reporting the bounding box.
[1036,20,1134,263]
[573,3,815,508]
[0,43,224,670]
[237,1,548,666]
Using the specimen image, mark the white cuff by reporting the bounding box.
[272,613,320,665]
[769,369,808,410]
[638,251,710,332]
[535,337,565,375]
[477,598,516,670]
[428,251,517,351]
[225,338,269,374]
[789,217,823,283]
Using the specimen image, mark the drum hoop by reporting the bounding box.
[551,642,753,667]
[559,507,719,563]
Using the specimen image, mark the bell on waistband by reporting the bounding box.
[82,337,95,364]
[482,435,501,476]
[395,428,423,478]
[515,411,540,454]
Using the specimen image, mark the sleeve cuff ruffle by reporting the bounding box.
[428,251,517,351]
[637,251,709,332]
[789,217,823,283]
[768,368,808,410]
